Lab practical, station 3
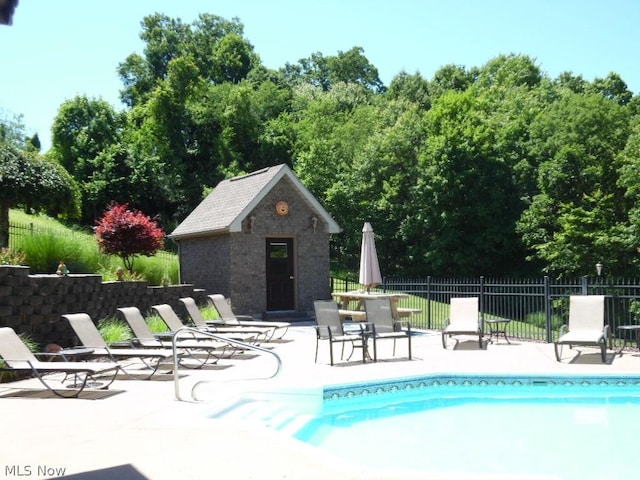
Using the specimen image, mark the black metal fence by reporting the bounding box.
[331,276,640,346]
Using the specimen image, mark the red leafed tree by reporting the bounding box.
[94,202,165,272]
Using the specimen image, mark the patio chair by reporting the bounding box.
[208,294,290,340]
[178,297,270,343]
[117,307,226,367]
[0,326,119,398]
[313,299,368,366]
[442,297,483,349]
[153,303,260,349]
[63,313,176,380]
[363,298,412,362]
[554,295,609,363]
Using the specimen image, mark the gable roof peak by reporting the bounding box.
[170,164,340,239]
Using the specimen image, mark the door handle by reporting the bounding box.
[289,276,294,280]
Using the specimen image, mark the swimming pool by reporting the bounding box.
[288,374,640,479]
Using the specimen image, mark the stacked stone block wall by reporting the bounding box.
[0,266,208,348]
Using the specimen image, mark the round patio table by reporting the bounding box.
[616,325,640,353]
[485,318,511,344]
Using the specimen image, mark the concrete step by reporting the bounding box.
[262,310,314,324]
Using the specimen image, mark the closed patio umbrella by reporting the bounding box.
[359,222,382,291]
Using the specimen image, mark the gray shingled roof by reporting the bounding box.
[170,164,341,239]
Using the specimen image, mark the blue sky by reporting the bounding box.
[1,0,639,152]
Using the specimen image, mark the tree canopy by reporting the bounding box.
[6,11,639,279]
[0,142,80,247]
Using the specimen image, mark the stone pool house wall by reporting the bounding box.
[170,164,341,318]
[0,265,208,348]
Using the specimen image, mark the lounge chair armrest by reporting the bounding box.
[34,352,61,360]
[205,319,225,325]
[559,324,568,336]
[603,324,610,341]
[108,339,137,348]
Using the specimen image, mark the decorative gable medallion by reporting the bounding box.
[275,201,289,216]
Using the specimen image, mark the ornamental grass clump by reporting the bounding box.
[97,317,133,345]
[146,313,169,333]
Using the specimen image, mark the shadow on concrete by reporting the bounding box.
[61,464,148,479]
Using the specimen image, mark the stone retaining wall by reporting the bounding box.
[0,265,208,347]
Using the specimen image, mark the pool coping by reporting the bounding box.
[324,372,640,400]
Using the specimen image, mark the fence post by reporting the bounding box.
[544,276,552,343]
[581,275,588,295]
[426,276,432,329]
[479,276,485,324]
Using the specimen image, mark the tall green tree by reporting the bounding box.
[0,109,27,148]
[387,72,431,110]
[118,13,251,107]
[408,89,524,276]
[49,96,125,223]
[517,92,632,276]
[0,143,80,247]
[616,118,640,272]
[282,47,385,92]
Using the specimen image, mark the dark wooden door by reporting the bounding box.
[266,238,295,310]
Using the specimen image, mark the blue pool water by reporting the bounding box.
[291,374,640,479]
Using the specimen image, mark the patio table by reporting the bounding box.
[616,325,640,353]
[485,318,512,344]
[332,291,415,322]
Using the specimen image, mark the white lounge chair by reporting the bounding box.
[63,313,176,379]
[442,297,483,349]
[117,306,227,366]
[178,297,270,343]
[208,294,289,340]
[554,295,609,362]
[0,326,119,398]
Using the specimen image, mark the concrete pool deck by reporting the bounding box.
[1,326,639,480]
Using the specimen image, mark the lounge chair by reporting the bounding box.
[178,298,270,343]
[117,307,226,366]
[0,326,119,398]
[63,313,176,379]
[363,298,412,362]
[554,295,609,362]
[208,294,290,340]
[152,303,259,345]
[313,299,368,365]
[442,297,483,349]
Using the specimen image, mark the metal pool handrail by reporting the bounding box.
[172,326,282,402]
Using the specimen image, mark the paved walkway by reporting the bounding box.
[1,327,639,480]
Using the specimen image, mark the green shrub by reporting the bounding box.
[525,310,565,331]
[146,314,169,333]
[0,247,27,265]
[199,305,220,320]
[97,317,132,345]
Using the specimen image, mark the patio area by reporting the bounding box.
[2,325,640,480]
